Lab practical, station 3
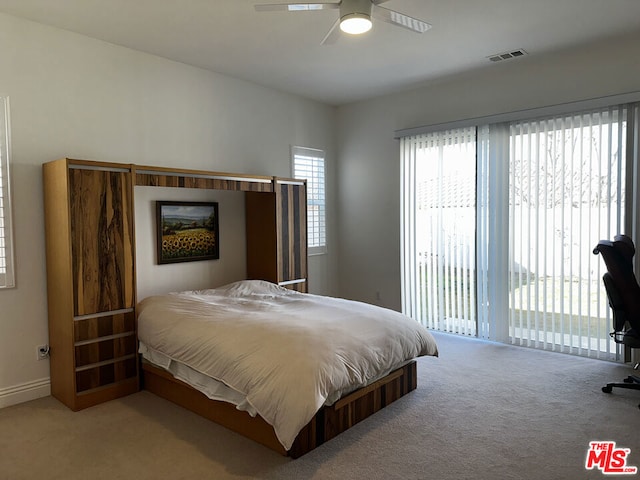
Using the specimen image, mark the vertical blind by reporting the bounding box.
[476,124,511,342]
[292,146,326,255]
[401,127,477,335]
[0,96,14,288]
[508,107,627,359]
[401,102,639,360]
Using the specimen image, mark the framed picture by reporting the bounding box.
[156,201,219,264]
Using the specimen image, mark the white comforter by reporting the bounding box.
[137,280,438,450]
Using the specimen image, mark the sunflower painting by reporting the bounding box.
[156,201,219,264]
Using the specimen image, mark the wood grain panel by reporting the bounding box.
[73,377,139,411]
[74,312,135,343]
[290,361,417,458]
[142,359,417,458]
[245,191,278,282]
[75,335,137,368]
[135,173,272,192]
[75,356,137,393]
[281,281,307,292]
[246,180,308,292]
[69,168,134,316]
[276,182,307,290]
[43,159,76,407]
[142,362,287,455]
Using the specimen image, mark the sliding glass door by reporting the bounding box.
[508,107,627,359]
[401,127,477,336]
[401,103,638,360]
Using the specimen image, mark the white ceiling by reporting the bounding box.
[1,0,640,105]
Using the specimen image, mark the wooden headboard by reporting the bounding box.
[43,157,307,411]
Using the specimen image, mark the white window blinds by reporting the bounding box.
[293,146,326,255]
[0,97,15,288]
[506,107,628,358]
[401,102,639,361]
[400,127,477,335]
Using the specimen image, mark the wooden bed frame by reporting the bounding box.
[141,359,418,458]
[43,157,427,455]
[133,163,419,457]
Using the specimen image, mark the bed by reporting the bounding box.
[136,280,438,457]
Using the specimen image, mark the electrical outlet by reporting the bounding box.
[36,344,50,360]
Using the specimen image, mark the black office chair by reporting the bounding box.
[593,234,640,409]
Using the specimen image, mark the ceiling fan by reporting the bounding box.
[254,0,432,45]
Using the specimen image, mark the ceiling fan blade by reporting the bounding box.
[255,3,340,12]
[372,5,432,33]
[320,18,341,45]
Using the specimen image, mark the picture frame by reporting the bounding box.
[156,201,219,264]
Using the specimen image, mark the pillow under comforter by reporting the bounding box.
[137,280,438,450]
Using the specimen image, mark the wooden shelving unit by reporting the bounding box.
[43,159,138,410]
[43,158,309,409]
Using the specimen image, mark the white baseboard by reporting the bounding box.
[0,378,51,408]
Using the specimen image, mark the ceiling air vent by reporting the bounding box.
[487,49,527,62]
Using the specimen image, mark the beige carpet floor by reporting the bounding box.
[1,332,639,480]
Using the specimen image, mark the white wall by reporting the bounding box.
[0,13,337,407]
[335,31,640,310]
[135,187,248,301]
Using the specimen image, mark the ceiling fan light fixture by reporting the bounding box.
[340,13,372,35]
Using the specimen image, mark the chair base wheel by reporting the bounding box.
[602,385,613,393]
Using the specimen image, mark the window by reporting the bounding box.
[401,102,640,361]
[505,107,628,358]
[400,127,477,336]
[0,96,15,288]
[292,146,326,255]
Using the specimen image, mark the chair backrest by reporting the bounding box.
[593,234,640,332]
